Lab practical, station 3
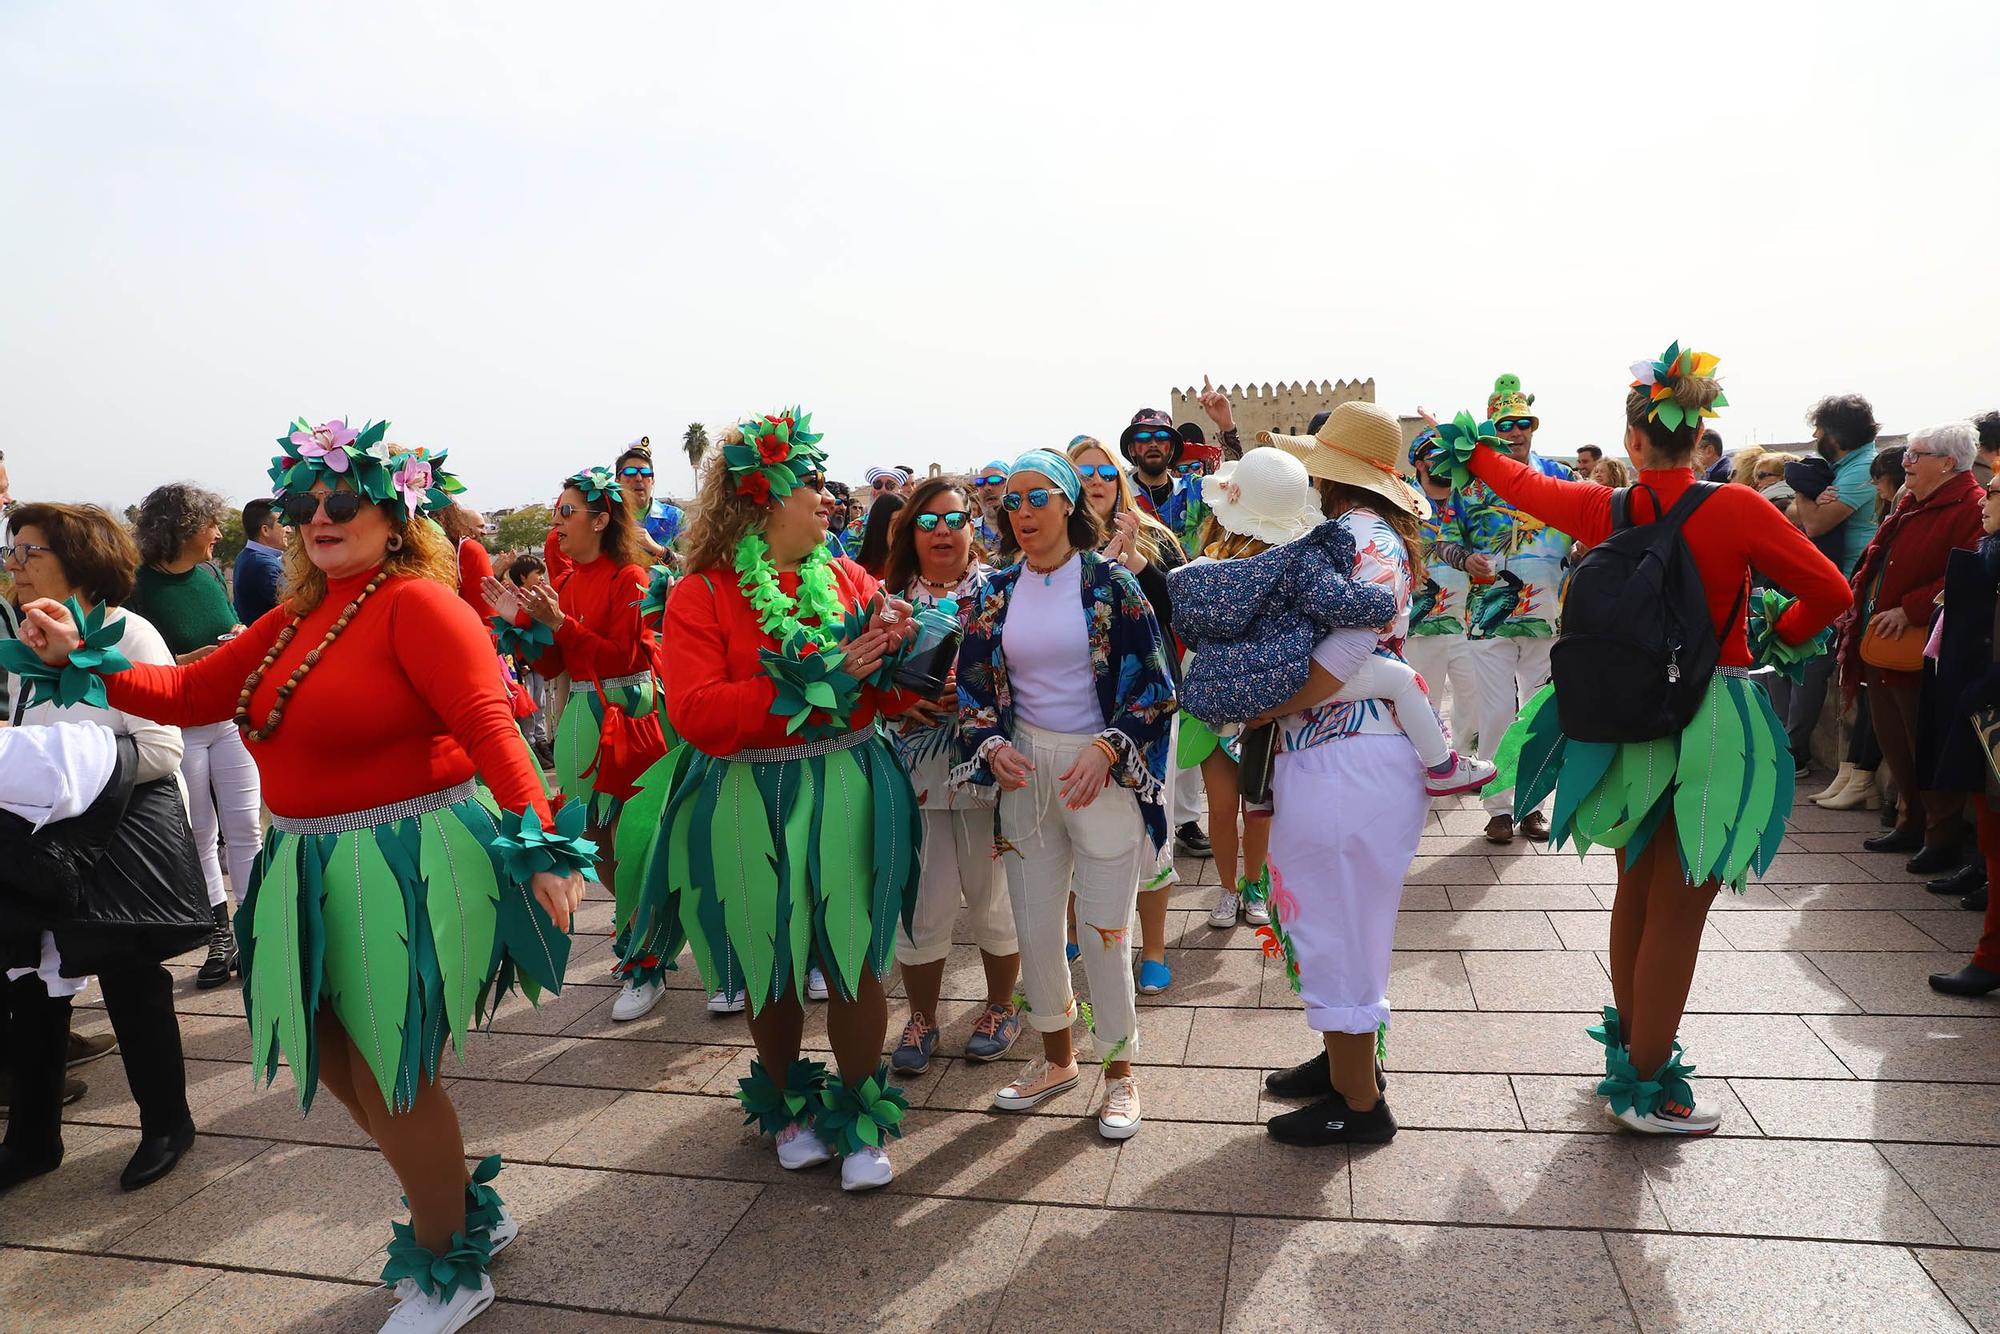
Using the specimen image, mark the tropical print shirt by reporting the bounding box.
[1411,493,1470,638]
[954,549,1179,851]
[1159,478,1210,559]
[1278,509,1415,754]
[1447,451,1573,639]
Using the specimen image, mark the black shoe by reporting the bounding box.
[66,1030,118,1067]
[1928,863,1986,896]
[195,906,237,990]
[1907,846,1963,877]
[1173,822,1212,858]
[120,1117,195,1192]
[1963,887,1989,912]
[1864,828,1923,854]
[1266,1093,1398,1146]
[1262,1050,1387,1098]
[0,1144,62,1193]
[1929,965,2000,997]
[1795,761,1813,780]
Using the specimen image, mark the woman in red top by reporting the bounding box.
[1428,347,1850,1138]
[615,406,925,1193]
[19,423,591,1334]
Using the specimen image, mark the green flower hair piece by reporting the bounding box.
[1597,1045,1699,1119]
[1629,342,1727,433]
[488,799,597,883]
[1746,588,1830,683]
[815,1064,909,1154]
[489,614,555,664]
[567,466,624,507]
[462,1155,506,1238]
[380,1222,493,1300]
[0,597,130,710]
[760,630,863,739]
[737,1056,829,1135]
[636,564,674,617]
[1419,411,1504,491]
[722,407,828,506]
[267,417,466,524]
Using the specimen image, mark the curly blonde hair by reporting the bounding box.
[680,447,772,575]
[280,508,456,614]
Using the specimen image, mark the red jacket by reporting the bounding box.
[1839,468,1985,692]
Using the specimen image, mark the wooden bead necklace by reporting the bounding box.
[234,570,390,741]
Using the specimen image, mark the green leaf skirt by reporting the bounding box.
[237,789,572,1116]
[553,677,662,825]
[1175,714,1241,770]
[612,732,923,1013]
[1491,670,1792,891]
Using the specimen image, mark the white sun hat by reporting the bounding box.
[1202,447,1322,546]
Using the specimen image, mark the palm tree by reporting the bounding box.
[682,422,710,471]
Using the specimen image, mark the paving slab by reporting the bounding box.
[1636,1137,1953,1244]
[1730,1077,2000,1144]
[0,1247,218,1334]
[1918,1248,2000,1334]
[1105,1119,1350,1218]
[1879,1143,2000,1247]
[993,1205,1232,1334]
[1604,1233,1971,1333]
[1348,1130,1667,1231]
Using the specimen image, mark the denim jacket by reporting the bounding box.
[953,549,1179,851]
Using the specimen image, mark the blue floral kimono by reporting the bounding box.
[952,550,1179,852]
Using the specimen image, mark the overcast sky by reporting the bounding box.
[3,2,1994,513]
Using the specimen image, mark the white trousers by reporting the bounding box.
[1404,634,1476,756]
[1466,636,1555,816]
[899,807,1019,967]
[180,721,263,909]
[1268,734,1427,1034]
[1000,722,1145,1059]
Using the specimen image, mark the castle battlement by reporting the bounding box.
[1169,377,1376,442]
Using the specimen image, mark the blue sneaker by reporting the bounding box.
[1065,941,1080,964]
[1137,959,1172,995]
[890,1013,939,1075]
[963,1003,1021,1062]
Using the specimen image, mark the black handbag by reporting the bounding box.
[1237,721,1279,806]
[0,733,137,920]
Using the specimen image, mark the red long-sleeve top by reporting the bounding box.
[529,555,655,684]
[101,569,552,822]
[662,557,910,756]
[1467,449,1853,663]
[456,538,494,619]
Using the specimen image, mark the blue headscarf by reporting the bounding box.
[1008,448,1081,505]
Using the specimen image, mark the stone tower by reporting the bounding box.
[1168,378,1376,443]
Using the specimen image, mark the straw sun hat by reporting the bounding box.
[1258,401,1427,518]
[1203,448,1321,546]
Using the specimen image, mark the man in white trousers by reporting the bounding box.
[1404,435,1478,763]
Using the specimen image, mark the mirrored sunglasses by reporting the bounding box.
[1001,489,1054,511]
[1174,461,1207,476]
[1496,417,1538,433]
[618,465,654,479]
[1129,430,1176,443]
[915,511,970,531]
[1077,464,1122,480]
[974,474,1008,487]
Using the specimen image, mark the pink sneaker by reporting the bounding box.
[1424,751,1497,797]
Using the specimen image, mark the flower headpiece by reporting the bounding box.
[566,466,624,507]
[722,407,828,506]
[268,417,465,523]
[1629,342,1727,433]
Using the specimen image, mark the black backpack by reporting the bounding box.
[1549,482,1742,743]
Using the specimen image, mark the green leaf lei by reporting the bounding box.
[736,533,845,648]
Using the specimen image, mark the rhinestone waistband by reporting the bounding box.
[572,672,652,695]
[723,727,874,765]
[269,780,481,836]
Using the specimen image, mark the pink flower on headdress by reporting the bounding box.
[290,419,359,472]
[392,456,434,510]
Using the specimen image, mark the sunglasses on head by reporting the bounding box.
[282,491,365,525]
[1496,417,1538,433]
[915,511,970,531]
[1077,464,1122,480]
[974,474,1008,487]
[618,465,653,479]
[1002,489,1054,511]
[1129,430,1175,443]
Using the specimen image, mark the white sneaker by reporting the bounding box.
[1097,1075,1142,1140]
[707,989,746,1014]
[610,979,664,1022]
[380,1274,494,1334]
[774,1120,834,1170]
[840,1144,894,1192]
[806,967,830,1002]
[486,1205,519,1258]
[1208,891,1241,929]
[1424,751,1498,797]
[1242,895,1271,927]
[1605,1095,1724,1136]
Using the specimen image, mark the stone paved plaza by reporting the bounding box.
[8,781,2000,1332]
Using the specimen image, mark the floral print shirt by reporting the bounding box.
[1278,510,1415,754]
[954,549,1179,851]
[1446,451,1573,639]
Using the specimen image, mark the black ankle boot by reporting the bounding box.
[195,904,237,990]
[121,1115,196,1191]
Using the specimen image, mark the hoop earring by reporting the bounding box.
[385,533,404,553]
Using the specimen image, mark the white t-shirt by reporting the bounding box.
[1001,555,1103,736]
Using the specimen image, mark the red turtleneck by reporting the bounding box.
[102,570,551,822]
[529,554,656,683]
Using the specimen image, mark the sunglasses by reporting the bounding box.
[974,474,1008,487]
[1,542,53,567]
[915,511,971,531]
[618,465,654,479]
[1174,461,1207,476]
[1002,489,1055,511]
[794,471,827,492]
[1077,464,1122,480]
[1496,418,1538,433]
[282,491,365,524]
[1129,430,1176,443]
[872,477,900,490]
